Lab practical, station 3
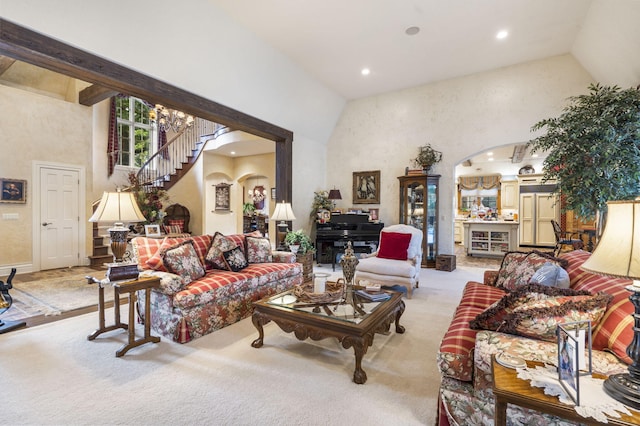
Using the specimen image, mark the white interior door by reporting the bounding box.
[40,167,80,270]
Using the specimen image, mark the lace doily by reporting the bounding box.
[516,364,632,423]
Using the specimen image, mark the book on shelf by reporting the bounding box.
[355,289,391,302]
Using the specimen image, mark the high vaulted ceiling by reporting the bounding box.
[211,0,594,100]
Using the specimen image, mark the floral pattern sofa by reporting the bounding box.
[131,233,303,343]
[437,250,634,425]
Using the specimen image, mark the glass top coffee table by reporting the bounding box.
[251,288,405,384]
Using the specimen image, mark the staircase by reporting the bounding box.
[88,202,113,267]
[137,118,223,191]
[88,118,225,266]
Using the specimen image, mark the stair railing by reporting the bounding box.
[136,118,222,191]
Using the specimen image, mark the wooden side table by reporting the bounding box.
[492,355,640,426]
[88,276,161,357]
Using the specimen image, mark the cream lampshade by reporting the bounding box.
[271,201,296,250]
[89,190,146,262]
[581,199,640,408]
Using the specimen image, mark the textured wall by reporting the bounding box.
[326,55,594,255]
[0,85,92,270]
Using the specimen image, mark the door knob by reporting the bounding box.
[42,222,52,226]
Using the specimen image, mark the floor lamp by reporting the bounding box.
[89,190,146,263]
[271,201,296,250]
[582,199,640,409]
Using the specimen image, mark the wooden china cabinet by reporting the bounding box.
[398,174,440,268]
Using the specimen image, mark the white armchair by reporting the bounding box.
[354,224,423,298]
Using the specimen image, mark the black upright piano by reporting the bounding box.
[315,213,384,269]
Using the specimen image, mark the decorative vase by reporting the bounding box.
[340,241,359,310]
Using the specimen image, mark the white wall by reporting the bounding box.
[326,55,594,255]
[572,0,640,88]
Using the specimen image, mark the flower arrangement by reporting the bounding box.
[411,143,443,171]
[310,191,333,220]
[127,172,169,223]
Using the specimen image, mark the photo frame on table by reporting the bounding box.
[144,224,161,237]
[1,178,27,203]
[353,170,380,204]
[557,321,592,406]
[368,208,379,221]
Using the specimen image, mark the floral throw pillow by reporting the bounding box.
[223,246,249,272]
[494,250,567,292]
[499,292,612,342]
[206,232,237,270]
[245,236,272,263]
[161,240,206,285]
[470,283,592,331]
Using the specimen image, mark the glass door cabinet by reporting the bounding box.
[398,175,440,268]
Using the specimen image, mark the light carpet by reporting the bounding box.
[0,265,485,426]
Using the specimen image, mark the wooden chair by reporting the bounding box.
[551,219,584,256]
[163,203,190,234]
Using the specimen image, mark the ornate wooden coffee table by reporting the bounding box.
[492,355,640,426]
[251,289,405,384]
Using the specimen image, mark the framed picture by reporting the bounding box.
[353,170,380,204]
[214,183,232,211]
[557,321,592,406]
[144,224,161,237]
[369,208,379,221]
[1,178,27,203]
[271,187,276,200]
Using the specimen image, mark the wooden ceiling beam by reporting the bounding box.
[0,18,293,203]
[79,84,118,106]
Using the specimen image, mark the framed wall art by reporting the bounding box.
[271,187,276,200]
[1,178,27,204]
[353,170,380,204]
[214,183,232,211]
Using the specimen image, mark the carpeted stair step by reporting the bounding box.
[89,254,113,267]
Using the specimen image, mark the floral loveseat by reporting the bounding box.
[131,232,303,343]
[437,250,634,425]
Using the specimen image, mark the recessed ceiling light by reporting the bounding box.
[496,30,508,40]
[405,26,420,36]
[361,68,370,76]
[230,151,236,155]
[488,157,494,161]
[487,152,493,156]
[532,153,539,158]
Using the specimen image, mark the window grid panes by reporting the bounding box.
[116,96,153,168]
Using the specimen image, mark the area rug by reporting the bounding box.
[4,268,111,320]
[0,265,482,426]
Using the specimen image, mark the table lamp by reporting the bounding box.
[581,199,640,408]
[271,201,296,250]
[89,190,147,262]
[328,188,342,210]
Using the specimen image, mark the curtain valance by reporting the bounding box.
[458,175,501,190]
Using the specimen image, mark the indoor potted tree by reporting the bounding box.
[412,143,443,173]
[284,230,315,282]
[528,83,640,236]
